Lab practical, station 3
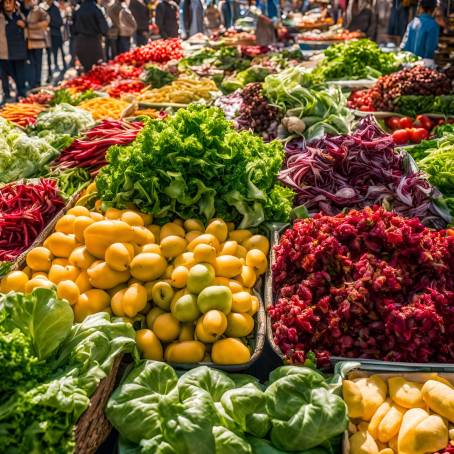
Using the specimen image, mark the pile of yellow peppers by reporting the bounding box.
[344,374,454,454]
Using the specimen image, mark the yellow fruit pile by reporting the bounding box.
[344,373,454,454]
[0,205,269,365]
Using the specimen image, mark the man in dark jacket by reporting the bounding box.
[129,0,148,46]
[46,0,67,71]
[155,0,178,38]
[0,0,27,99]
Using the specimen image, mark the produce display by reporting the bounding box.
[281,117,449,227]
[1,33,454,454]
[134,78,219,105]
[1,204,269,365]
[0,102,45,126]
[215,82,283,141]
[407,129,454,217]
[0,288,135,451]
[313,39,401,81]
[0,118,60,183]
[107,362,347,453]
[270,206,454,366]
[96,105,294,227]
[263,67,353,140]
[78,97,131,120]
[348,66,452,113]
[0,178,64,262]
[342,367,454,454]
[55,119,143,175]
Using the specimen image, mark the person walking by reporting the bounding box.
[25,0,50,88]
[401,0,440,63]
[347,0,377,39]
[0,0,27,99]
[117,0,136,53]
[155,0,179,38]
[73,0,108,72]
[220,0,240,29]
[129,0,149,46]
[105,0,120,59]
[182,0,204,37]
[388,0,410,39]
[45,0,66,72]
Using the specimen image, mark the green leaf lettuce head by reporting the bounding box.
[0,288,136,453]
[107,363,348,454]
[313,39,399,81]
[0,117,60,184]
[96,105,294,227]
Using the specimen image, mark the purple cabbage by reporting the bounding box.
[279,116,449,228]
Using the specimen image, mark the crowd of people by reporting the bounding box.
[0,0,450,102]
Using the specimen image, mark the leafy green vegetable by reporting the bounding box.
[407,131,454,219]
[97,105,293,227]
[107,363,347,454]
[47,167,92,197]
[313,39,400,81]
[0,288,136,453]
[142,65,176,88]
[394,95,454,117]
[221,67,271,94]
[0,118,60,183]
[263,70,352,140]
[50,88,98,106]
[265,368,347,451]
[34,103,95,136]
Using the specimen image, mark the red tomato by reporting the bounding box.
[360,105,371,112]
[392,129,410,145]
[386,116,401,130]
[416,115,433,131]
[408,127,429,143]
[399,117,414,129]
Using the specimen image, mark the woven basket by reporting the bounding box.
[75,355,123,453]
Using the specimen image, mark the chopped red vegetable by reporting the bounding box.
[107,80,146,98]
[0,179,65,262]
[270,206,454,367]
[55,119,143,175]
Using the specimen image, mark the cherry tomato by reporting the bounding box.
[392,129,410,145]
[386,116,401,130]
[399,117,414,129]
[408,127,429,143]
[416,115,433,131]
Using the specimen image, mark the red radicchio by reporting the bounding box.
[269,206,454,367]
[280,116,449,229]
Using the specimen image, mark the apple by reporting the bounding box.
[197,285,232,314]
[151,281,174,310]
[187,263,215,294]
[171,293,200,322]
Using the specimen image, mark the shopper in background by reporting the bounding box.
[155,0,179,38]
[255,0,279,46]
[205,0,221,34]
[388,0,410,39]
[347,0,377,39]
[0,0,27,100]
[220,0,240,29]
[129,0,149,46]
[45,0,66,72]
[105,0,120,59]
[117,0,136,53]
[73,0,108,71]
[401,0,440,63]
[25,0,50,88]
[182,0,204,37]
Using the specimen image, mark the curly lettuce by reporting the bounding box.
[97,105,293,227]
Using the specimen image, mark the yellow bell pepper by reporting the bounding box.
[421,380,454,423]
[397,408,448,454]
[388,377,424,409]
[350,430,379,454]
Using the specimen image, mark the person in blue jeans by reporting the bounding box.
[401,0,440,61]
